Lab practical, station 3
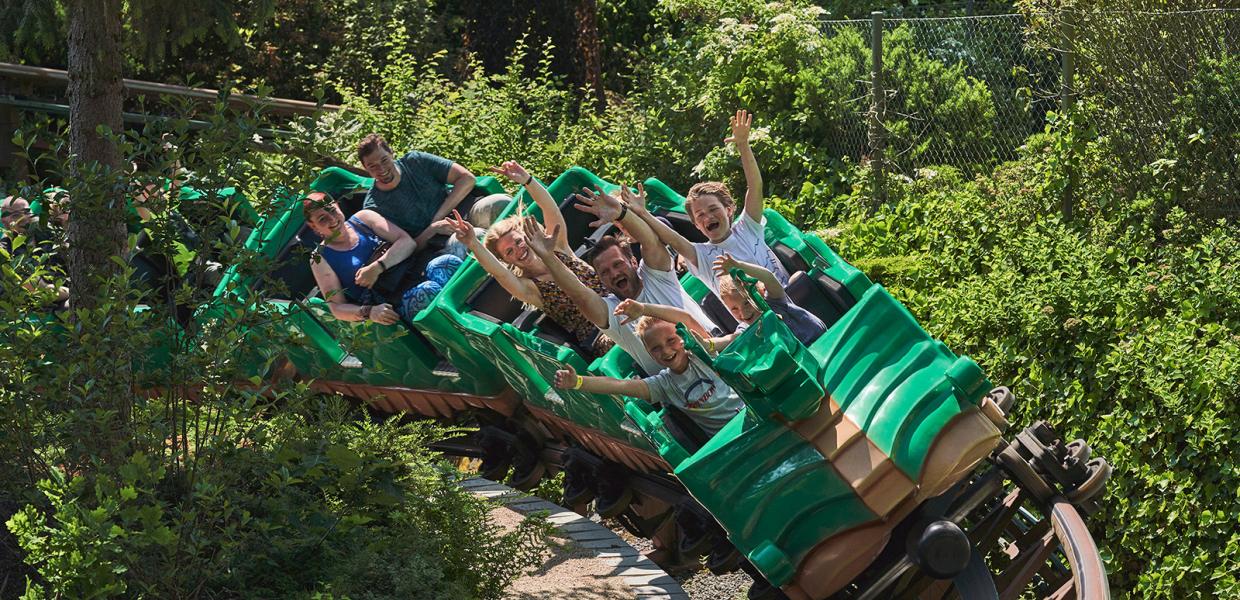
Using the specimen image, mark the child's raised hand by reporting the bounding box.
[553,364,579,389]
[614,299,646,326]
[712,252,741,279]
[725,109,753,145]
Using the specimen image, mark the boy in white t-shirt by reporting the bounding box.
[554,316,744,435]
[631,109,790,297]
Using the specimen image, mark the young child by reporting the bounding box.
[553,316,744,436]
[630,109,790,298]
[613,251,825,355]
[712,253,825,346]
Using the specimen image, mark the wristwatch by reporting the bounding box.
[359,305,372,320]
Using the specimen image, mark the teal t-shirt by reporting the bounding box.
[363,151,454,236]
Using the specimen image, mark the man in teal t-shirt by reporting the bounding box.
[357,134,478,250]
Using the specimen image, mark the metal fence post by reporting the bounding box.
[1059,19,1076,221]
[869,11,886,208]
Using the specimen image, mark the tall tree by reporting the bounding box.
[4,0,275,308]
[65,0,127,310]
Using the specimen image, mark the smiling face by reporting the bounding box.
[690,194,732,243]
[719,277,764,324]
[494,229,539,271]
[305,202,346,240]
[361,147,399,189]
[591,244,642,299]
[721,289,759,324]
[639,319,689,372]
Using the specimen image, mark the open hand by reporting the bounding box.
[712,252,741,279]
[619,182,648,212]
[489,161,531,184]
[725,109,753,145]
[614,298,647,326]
[572,186,622,227]
[446,210,476,245]
[369,303,400,325]
[554,364,579,389]
[520,217,560,257]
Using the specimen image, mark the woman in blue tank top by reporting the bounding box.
[303,192,461,324]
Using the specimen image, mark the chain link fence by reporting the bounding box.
[820,8,1240,215]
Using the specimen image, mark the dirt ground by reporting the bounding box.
[492,506,636,600]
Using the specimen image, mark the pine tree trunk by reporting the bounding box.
[66,0,127,311]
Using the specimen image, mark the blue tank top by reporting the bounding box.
[319,216,382,303]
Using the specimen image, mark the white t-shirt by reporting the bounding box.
[688,212,791,297]
[643,352,744,435]
[601,261,717,375]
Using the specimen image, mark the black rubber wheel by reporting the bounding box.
[596,483,634,519]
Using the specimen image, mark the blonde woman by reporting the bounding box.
[445,161,614,356]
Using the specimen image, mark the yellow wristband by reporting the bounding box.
[574,375,584,390]
[708,339,716,353]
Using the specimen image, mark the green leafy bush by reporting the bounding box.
[1,101,549,600]
[820,115,1240,596]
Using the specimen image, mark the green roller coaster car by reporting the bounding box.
[210,166,512,393]
[239,166,1086,598]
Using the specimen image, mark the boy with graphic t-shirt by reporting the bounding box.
[554,316,744,435]
[630,109,790,298]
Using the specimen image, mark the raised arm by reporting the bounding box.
[726,110,764,223]
[491,161,571,253]
[521,218,610,328]
[713,252,785,300]
[447,211,543,308]
[614,299,711,339]
[630,200,699,270]
[572,184,672,272]
[309,258,400,324]
[554,363,651,399]
[352,209,418,289]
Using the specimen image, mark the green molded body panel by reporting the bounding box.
[623,277,991,588]
[207,167,505,391]
[675,414,876,584]
[807,285,991,479]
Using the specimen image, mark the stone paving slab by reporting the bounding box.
[461,476,687,600]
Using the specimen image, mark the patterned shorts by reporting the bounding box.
[397,254,462,319]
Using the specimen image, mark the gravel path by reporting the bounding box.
[603,516,753,600]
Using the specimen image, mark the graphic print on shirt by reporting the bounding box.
[683,377,717,410]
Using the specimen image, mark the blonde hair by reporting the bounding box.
[685,181,736,217]
[483,214,546,277]
[635,315,672,340]
[718,276,760,314]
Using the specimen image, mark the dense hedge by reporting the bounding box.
[819,127,1240,597]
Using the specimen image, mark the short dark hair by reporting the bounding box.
[301,191,333,220]
[357,133,392,163]
[585,235,633,266]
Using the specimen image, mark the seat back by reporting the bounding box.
[700,290,739,333]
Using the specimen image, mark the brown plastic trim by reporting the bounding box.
[309,380,518,417]
[525,404,670,473]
